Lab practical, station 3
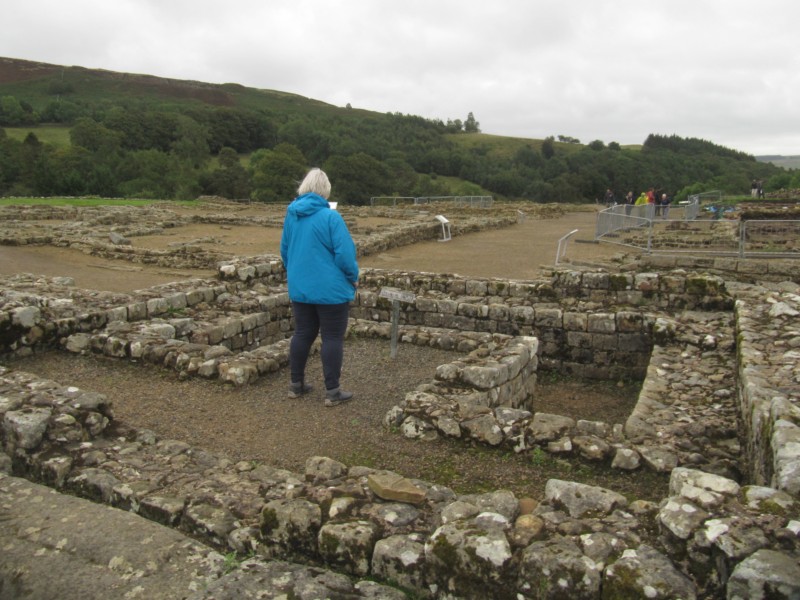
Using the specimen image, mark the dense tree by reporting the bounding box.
[0,131,23,194]
[102,107,149,151]
[249,143,307,202]
[0,61,793,203]
[278,119,332,165]
[412,173,451,198]
[324,152,391,205]
[383,152,419,196]
[70,118,122,153]
[0,96,31,126]
[513,145,543,170]
[170,116,211,168]
[203,108,276,154]
[541,136,556,160]
[117,150,182,199]
[40,99,84,124]
[17,133,46,191]
[202,147,251,199]
[464,112,480,133]
[445,119,463,133]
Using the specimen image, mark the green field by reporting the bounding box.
[0,196,197,207]
[5,125,72,147]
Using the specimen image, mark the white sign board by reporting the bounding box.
[379,287,416,303]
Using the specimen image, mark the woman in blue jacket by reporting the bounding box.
[280,168,359,406]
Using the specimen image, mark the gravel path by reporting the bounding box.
[11,336,666,501]
[3,202,667,500]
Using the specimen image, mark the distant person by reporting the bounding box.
[646,187,657,217]
[604,188,615,208]
[757,180,764,199]
[624,191,634,215]
[280,168,359,407]
[751,179,758,198]
[635,192,648,206]
[660,193,671,218]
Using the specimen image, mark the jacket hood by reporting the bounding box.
[287,193,329,218]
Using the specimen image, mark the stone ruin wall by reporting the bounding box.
[1,201,800,598]
[0,202,522,271]
[2,253,800,598]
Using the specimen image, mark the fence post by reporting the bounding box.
[555,229,579,265]
[739,221,746,258]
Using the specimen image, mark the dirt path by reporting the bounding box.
[359,210,622,279]
[0,207,626,293]
[0,245,217,292]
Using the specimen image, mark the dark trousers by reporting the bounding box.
[290,302,350,391]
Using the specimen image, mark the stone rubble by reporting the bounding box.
[1,202,799,598]
[0,202,522,270]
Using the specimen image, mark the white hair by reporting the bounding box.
[297,168,331,199]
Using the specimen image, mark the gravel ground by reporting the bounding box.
[9,335,666,501]
[3,203,667,500]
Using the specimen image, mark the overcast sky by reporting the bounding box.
[3,0,799,156]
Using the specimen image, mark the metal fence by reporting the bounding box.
[369,196,416,207]
[595,198,800,257]
[555,229,579,265]
[453,196,493,208]
[740,220,800,257]
[370,195,493,208]
[595,199,700,244]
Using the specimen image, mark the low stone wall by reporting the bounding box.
[353,267,732,381]
[3,255,800,597]
[0,203,521,272]
[3,264,732,385]
[2,364,799,599]
[351,320,537,411]
[639,254,800,283]
[375,310,744,482]
[734,287,800,496]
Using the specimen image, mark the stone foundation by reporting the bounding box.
[2,252,800,598]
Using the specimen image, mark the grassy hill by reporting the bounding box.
[0,56,792,203]
[757,155,800,169]
[1,56,594,160]
[445,132,584,161]
[0,57,346,115]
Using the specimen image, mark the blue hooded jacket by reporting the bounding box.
[280,193,359,304]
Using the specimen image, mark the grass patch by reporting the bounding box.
[5,125,72,147]
[0,197,198,208]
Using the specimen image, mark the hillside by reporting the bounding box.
[0,56,794,203]
[757,155,800,170]
[0,57,343,115]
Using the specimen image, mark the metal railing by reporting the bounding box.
[595,195,799,257]
[370,195,493,208]
[369,196,416,207]
[453,195,493,208]
[740,220,800,257]
[555,229,579,265]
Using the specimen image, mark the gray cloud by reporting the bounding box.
[3,0,798,155]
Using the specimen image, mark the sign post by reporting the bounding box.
[379,287,416,358]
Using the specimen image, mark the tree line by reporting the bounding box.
[0,87,794,204]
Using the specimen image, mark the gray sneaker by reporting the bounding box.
[288,382,313,399]
[324,387,353,407]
